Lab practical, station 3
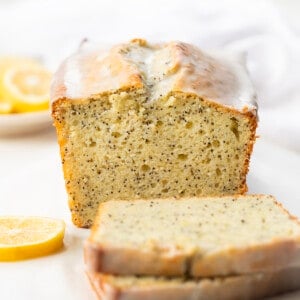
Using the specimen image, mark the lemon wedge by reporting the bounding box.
[0,216,65,261]
[0,58,52,113]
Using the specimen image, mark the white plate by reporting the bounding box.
[0,110,52,136]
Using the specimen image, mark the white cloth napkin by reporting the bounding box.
[0,0,299,150]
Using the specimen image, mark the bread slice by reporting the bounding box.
[85,195,300,277]
[87,268,300,300]
[51,39,257,227]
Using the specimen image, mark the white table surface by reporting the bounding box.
[0,126,299,300]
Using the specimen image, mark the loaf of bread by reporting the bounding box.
[51,39,257,227]
[87,268,300,300]
[85,195,300,277]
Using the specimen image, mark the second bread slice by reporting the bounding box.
[87,268,300,300]
[85,195,300,277]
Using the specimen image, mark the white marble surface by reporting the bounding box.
[0,0,299,299]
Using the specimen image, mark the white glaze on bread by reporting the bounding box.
[51,39,257,114]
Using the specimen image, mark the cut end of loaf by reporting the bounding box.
[53,91,256,227]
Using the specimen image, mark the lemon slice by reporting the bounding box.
[0,101,13,114]
[0,56,41,108]
[0,62,52,113]
[0,56,39,74]
[0,216,65,261]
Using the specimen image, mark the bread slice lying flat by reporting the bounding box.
[87,267,300,300]
[85,195,300,277]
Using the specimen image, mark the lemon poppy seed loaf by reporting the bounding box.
[51,39,257,228]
